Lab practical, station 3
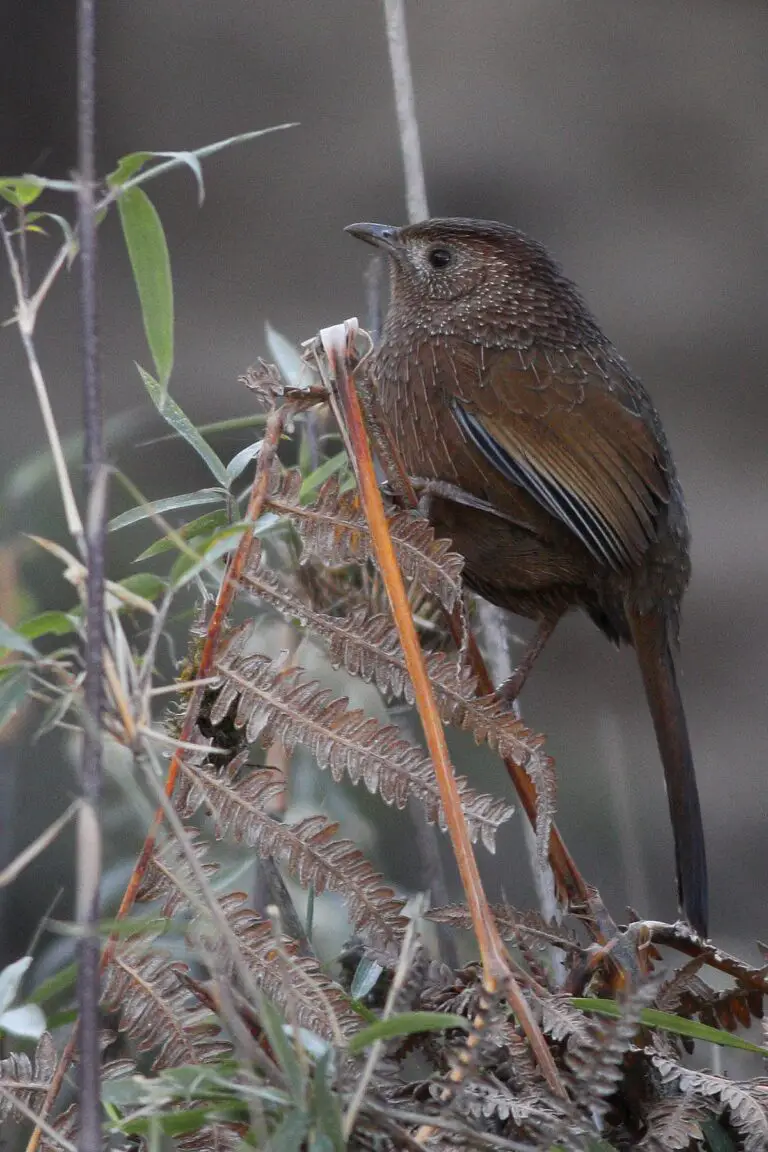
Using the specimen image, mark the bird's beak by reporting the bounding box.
[345,222,402,254]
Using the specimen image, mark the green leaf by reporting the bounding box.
[265,322,307,389]
[299,451,349,502]
[0,671,28,732]
[570,997,768,1057]
[347,1011,468,1054]
[136,508,231,560]
[0,178,44,207]
[118,573,168,602]
[138,366,229,486]
[350,957,383,1002]
[226,439,263,484]
[118,189,174,387]
[0,619,39,658]
[29,961,78,1006]
[310,1053,344,1152]
[256,992,306,1105]
[16,611,76,641]
[702,1118,738,1152]
[169,522,249,589]
[109,486,227,532]
[107,152,152,188]
[266,1110,308,1152]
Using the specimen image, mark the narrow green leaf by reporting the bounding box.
[347,1011,468,1054]
[702,1118,738,1151]
[16,611,76,641]
[136,508,230,560]
[226,439,263,484]
[0,671,28,732]
[118,189,174,386]
[350,957,383,1002]
[169,522,249,589]
[256,993,306,1105]
[0,619,39,658]
[266,1110,309,1152]
[265,322,308,389]
[310,1053,344,1152]
[571,997,768,1056]
[109,486,226,532]
[0,179,44,207]
[299,451,349,502]
[118,573,168,602]
[29,961,78,1006]
[138,366,229,486]
[107,152,152,188]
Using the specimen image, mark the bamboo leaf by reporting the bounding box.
[109,486,227,532]
[572,997,768,1056]
[118,189,174,386]
[347,1011,467,1053]
[138,366,230,485]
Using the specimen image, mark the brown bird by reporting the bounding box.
[346,217,708,937]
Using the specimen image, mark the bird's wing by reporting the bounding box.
[450,344,670,570]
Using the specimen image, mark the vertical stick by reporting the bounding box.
[382,0,429,223]
[76,0,104,1148]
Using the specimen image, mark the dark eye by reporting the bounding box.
[427,246,453,269]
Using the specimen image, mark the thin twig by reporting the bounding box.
[382,0,429,223]
[75,0,104,1146]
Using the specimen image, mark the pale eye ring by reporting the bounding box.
[427,245,453,270]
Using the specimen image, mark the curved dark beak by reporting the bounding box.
[345,222,402,253]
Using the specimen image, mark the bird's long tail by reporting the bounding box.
[628,607,708,937]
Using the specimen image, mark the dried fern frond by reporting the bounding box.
[637,1094,706,1150]
[266,468,465,612]
[137,828,221,917]
[0,1032,56,1126]
[243,550,555,859]
[102,932,231,1070]
[429,903,580,956]
[202,893,361,1039]
[212,642,514,852]
[183,761,408,952]
[567,980,657,1127]
[651,1054,768,1152]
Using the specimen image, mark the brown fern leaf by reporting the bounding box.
[137,828,221,917]
[266,468,465,611]
[212,644,514,852]
[655,960,764,1036]
[102,933,232,1070]
[651,1054,768,1152]
[242,557,554,862]
[567,980,657,1127]
[204,893,362,1039]
[0,1032,56,1126]
[638,1095,706,1150]
[429,903,580,956]
[183,761,407,952]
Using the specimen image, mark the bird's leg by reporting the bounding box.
[496,615,561,703]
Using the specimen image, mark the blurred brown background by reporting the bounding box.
[1,1,766,966]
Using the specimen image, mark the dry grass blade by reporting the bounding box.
[267,465,465,612]
[213,642,514,852]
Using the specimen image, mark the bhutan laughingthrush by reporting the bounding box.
[346,216,708,937]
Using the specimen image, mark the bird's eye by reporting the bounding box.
[427,246,453,270]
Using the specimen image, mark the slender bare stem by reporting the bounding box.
[382,0,429,223]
